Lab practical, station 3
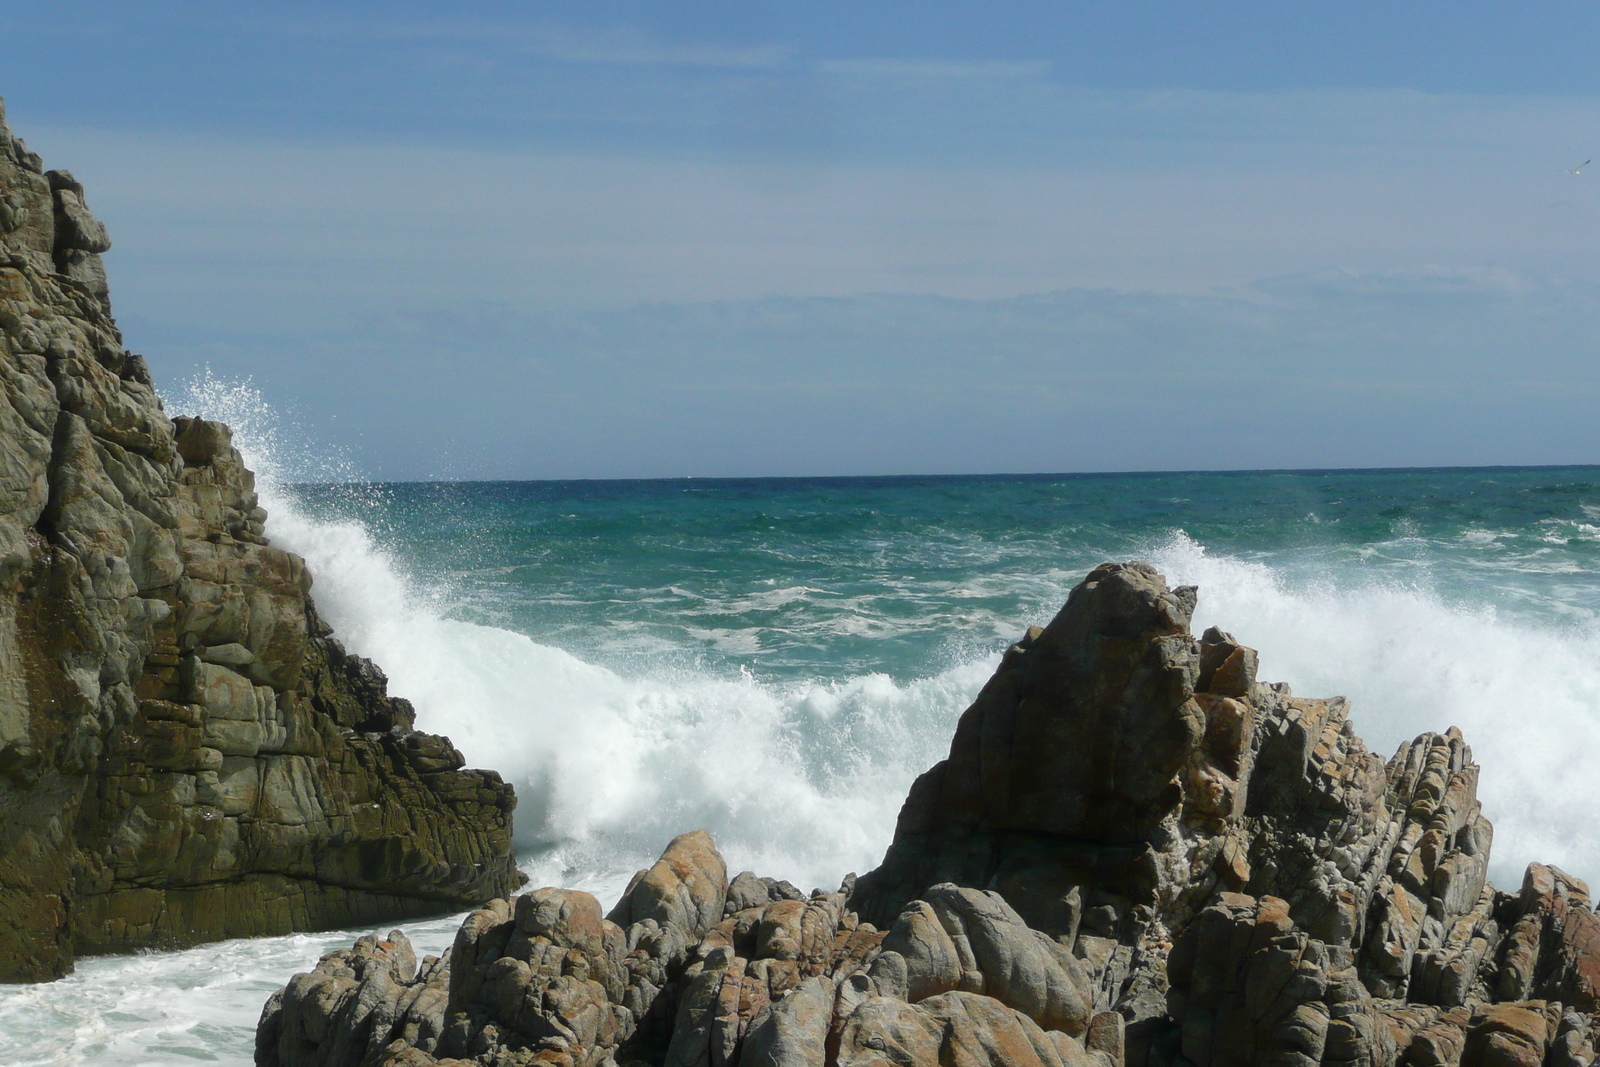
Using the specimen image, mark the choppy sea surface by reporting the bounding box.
[4,379,1600,1064]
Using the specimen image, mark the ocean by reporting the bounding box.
[3,379,1599,1064]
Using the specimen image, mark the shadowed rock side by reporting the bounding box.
[264,563,1600,1067]
[0,99,522,981]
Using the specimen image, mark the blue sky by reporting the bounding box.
[6,3,1600,477]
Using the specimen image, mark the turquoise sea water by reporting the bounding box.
[266,464,1600,895]
[290,468,1600,685]
[4,380,1600,1065]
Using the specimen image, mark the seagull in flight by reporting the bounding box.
[1571,159,1591,175]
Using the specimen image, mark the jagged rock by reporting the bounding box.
[257,930,451,1067]
[1167,892,1385,1067]
[261,562,1600,1067]
[739,974,834,1067]
[849,562,1224,942]
[264,834,1114,1067]
[0,96,522,981]
[725,870,807,916]
[1492,863,1600,1011]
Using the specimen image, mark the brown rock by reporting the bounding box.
[1462,1004,1549,1067]
[609,829,730,940]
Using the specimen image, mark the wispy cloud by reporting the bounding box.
[272,14,791,70]
[818,58,1050,81]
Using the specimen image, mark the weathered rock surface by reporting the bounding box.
[260,832,1114,1067]
[0,97,522,981]
[264,560,1600,1066]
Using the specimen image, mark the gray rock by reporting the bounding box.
[256,930,447,1067]
[869,884,1094,1038]
[741,975,834,1067]
[836,992,1109,1067]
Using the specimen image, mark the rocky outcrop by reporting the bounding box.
[263,561,1600,1066]
[259,832,1122,1067]
[0,98,522,981]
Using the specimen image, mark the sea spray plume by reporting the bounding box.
[165,368,364,487]
[153,386,1600,900]
[268,562,1600,1067]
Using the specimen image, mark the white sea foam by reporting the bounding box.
[266,498,1600,893]
[0,914,463,1067]
[1151,530,1600,887]
[169,376,1600,892]
[268,509,988,888]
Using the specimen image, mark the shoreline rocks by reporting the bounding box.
[264,562,1600,1066]
[0,97,523,981]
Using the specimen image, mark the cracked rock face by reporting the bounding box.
[0,97,523,982]
[267,562,1600,1066]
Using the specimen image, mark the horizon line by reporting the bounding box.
[281,461,1600,488]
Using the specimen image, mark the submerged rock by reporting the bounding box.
[264,561,1600,1066]
[0,98,523,981]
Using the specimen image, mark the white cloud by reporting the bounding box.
[33,102,1600,325]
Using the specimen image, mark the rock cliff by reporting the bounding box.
[0,98,522,982]
[264,562,1600,1067]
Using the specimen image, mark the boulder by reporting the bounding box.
[871,883,1093,1036]
[836,992,1110,1067]
[609,829,730,939]
[257,930,450,1067]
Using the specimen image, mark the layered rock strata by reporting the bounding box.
[265,562,1600,1067]
[0,98,522,981]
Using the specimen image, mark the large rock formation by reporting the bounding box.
[0,98,522,981]
[264,562,1600,1067]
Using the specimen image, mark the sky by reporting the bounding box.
[5,2,1600,478]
